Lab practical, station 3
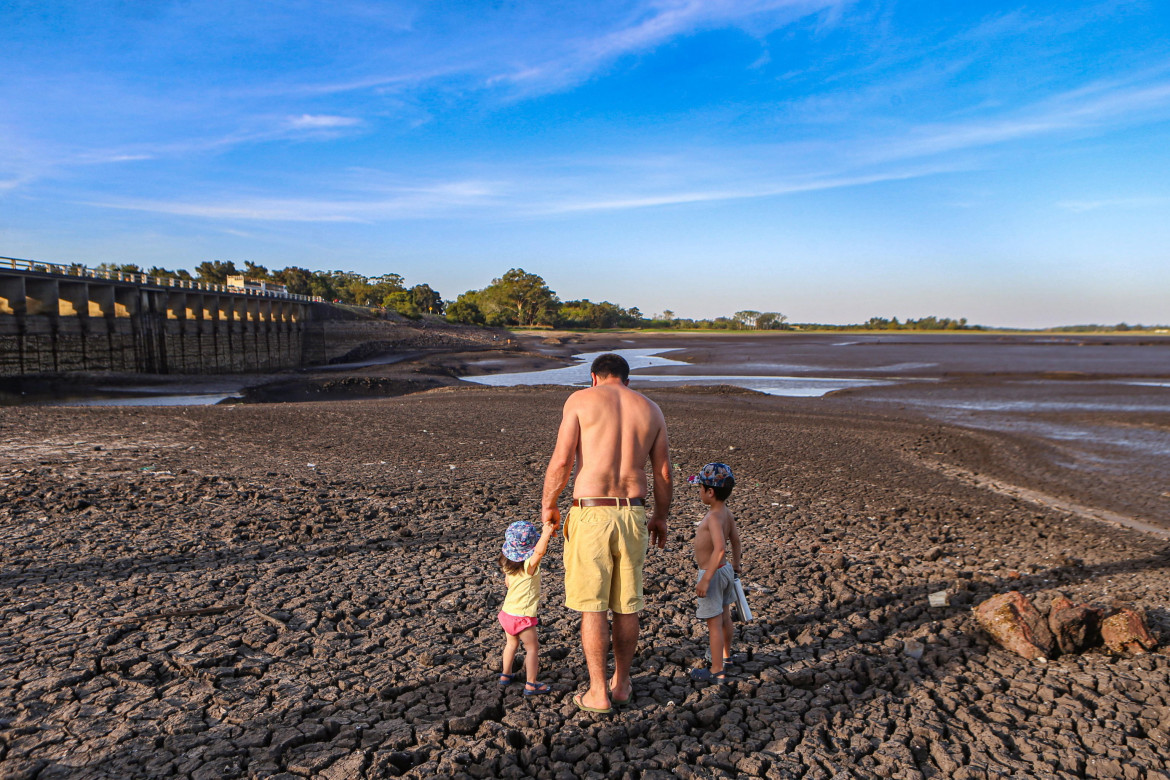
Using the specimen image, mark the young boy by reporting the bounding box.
[688,462,742,682]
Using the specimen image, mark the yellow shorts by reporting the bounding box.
[563,504,648,614]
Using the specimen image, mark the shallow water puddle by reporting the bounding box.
[41,392,243,407]
[463,347,894,397]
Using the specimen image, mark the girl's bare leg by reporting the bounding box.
[519,626,540,683]
[501,631,520,678]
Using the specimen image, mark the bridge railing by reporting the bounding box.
[0,255,324,302]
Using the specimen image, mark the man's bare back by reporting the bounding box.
[568,383,664,498]
[542,368,672,547]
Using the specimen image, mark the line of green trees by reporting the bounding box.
[95,260,442,318]
[92,261,994,331]
[855,316,978,331]
[445,268,791,330]
[1045,323,1170,333]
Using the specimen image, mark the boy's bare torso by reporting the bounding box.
[568,383,665,498]
[694,507,734,568]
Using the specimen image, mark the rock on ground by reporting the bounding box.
[973,591,1056,660]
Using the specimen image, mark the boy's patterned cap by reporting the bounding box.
[502,520,540,562]
[688,462,735,488]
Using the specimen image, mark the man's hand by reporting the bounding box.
[542,506,562,531]
[696,580,708,598]
[647,514,667,549]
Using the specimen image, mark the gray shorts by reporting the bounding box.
[696,563,736,620]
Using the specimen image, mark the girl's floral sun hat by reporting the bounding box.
[503,520,540,562]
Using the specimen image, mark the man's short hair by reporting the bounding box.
[591,353,630,382]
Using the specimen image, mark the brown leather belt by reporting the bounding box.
[571,497,646,508]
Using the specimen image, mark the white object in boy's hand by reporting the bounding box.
[733,578,753,622]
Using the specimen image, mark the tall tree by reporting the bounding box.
[410,283,444,314]
[755,312,788,330]
[147,266,193,281]
[384,290,421,318]
[446,294,486,325]
[243,261,271,280]
[733,310,762,329]
[480,268,558,326]
[96,262,144,275]
[195,260,239,284]
[368,273,406,305]
[271,266,314,295]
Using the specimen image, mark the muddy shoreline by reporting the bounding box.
[2,378,1169,778]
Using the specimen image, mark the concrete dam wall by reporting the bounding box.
[0,263,325,376]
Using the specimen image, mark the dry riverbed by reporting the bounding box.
[1,387,1168,779]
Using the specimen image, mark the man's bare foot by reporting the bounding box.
[609,675,632,706]
[576,687,612,712]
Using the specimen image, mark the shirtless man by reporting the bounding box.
[542,353,671,713]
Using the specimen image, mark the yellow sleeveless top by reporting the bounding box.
[502,560,541,617]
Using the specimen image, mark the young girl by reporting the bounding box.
[498,519,555,696]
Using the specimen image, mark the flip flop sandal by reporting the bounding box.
[498,673,516,687]
[572,693,612,714]
[523,681,552,697]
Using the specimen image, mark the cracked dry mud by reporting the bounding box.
[1,387,1168,779]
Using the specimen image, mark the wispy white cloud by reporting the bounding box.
[534,164,965,214]
[24,112,369,177]
[963,9,1046,42]
[1057,196,1170,213]
[246,1,848,102]
[82,179,506,222]
[529,71,1170,216]
[287,114,362,130]
[490,0,850,94]
[861,75,1170,164]
[76,152,155,164]
[48,58,1170,226]
[8,0,1170,238]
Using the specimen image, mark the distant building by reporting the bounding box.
[225,275,289,296]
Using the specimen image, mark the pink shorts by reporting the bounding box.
[498,611,540,636]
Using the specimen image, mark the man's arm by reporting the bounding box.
[541,396,580,528]
[646,412,672,549]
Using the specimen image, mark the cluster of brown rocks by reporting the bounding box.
[974,591,1159,661]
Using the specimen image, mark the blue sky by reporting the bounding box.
[2,0,1168,327]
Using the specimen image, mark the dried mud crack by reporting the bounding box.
[1,388,1168,779]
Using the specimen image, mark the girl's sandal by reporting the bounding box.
[498,673,516,687]
[523,681,552,697]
